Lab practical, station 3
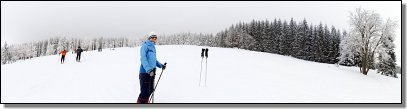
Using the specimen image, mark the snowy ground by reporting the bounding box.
[1,45,402,103]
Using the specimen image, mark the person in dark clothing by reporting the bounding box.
[59,49,67,64]
[138,68,156,103]
[76,47,83,62]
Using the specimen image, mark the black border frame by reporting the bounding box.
[0,0,404,107]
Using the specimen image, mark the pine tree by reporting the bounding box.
[1,42,11,64]
[304,24,314,61]
[294,19,309,59]
[322,25,331,63]
[224,25,239,48]
[377,19,398,78]
[263,19,273,53]
[314,23,324,62]
[328,26,337,64]
[287,18,297,56]
[279,20,289,55]
[271,19,281,54]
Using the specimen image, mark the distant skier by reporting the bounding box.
[76,46,83,62]
[98,47,102,52]
[137,31,166,103]
[59,49,67,64]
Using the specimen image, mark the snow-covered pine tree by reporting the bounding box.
[333,29,341,64]
[287,18,297,56]
[303,24,314,61]
[339,30,358,66]
[236,28,256,50]
[377,19,398,78]
[279,20,289,55]
[1,42,11,64]
[28,42,35,59]
[263,19,273,53]
[294,19,308,59]
[322,25,331,63]
[271,19,281,54]
[1,43,4,64]
[314,23,324,62]
[328,26,338,64]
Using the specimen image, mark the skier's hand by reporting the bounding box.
[162,63,167,70]
[148,68,156,76]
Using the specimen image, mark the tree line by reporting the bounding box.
[1,37,136,64]
[157,9,399,78]
[159,18,343,64]
[1,8,399,78]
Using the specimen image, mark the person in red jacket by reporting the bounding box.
[59,49,67,64]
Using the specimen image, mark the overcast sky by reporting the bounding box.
[1,1,402,64]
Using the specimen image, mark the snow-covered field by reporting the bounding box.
[1,45,401,103]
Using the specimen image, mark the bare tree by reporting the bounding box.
[346,8,397,75]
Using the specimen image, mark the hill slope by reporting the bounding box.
[1,45,401,103]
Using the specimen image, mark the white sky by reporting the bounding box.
[0,1,402,65]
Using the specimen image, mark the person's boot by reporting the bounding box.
[137,97,149,103]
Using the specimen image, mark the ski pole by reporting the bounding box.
[199,48,205,86]
[205,48,208,87]
[149,63,167,103]
[199,57,203,86]
[205,57,208,87]
[149,72,153,103]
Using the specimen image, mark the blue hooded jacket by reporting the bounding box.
[139,39,163,74]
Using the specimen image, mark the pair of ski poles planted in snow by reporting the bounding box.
[199,48,209,87]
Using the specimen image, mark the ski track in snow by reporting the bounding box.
[1,45,401,103]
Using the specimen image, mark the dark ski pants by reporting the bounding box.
[61,55,65,63]
[76,53,81,61]
[137,73,155,103]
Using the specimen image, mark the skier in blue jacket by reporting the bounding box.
[137,31,166,103]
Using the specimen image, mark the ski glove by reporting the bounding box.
[148,68,156,76]
[162,63,167,70]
